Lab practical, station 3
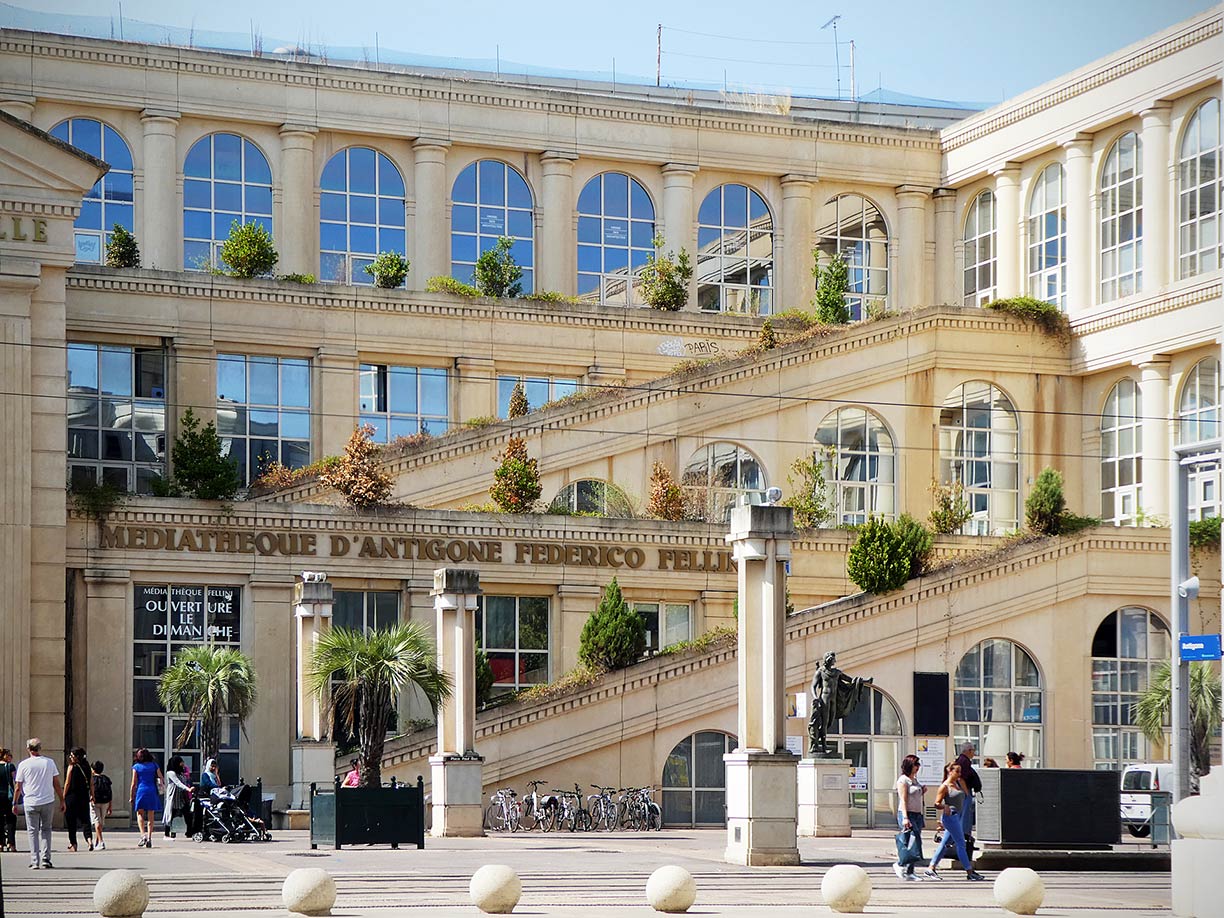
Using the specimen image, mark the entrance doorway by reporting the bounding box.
[661,731,737,827]
[822,687,903,827]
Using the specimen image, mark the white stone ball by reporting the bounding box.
[993,867,1045,915]
[469,864,522,914]
[820,864,871,914]
[281,867,337,916]
[93,870,149,918]
[645,865,697,913]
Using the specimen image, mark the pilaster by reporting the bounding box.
[278,125,318,277]
[140,110,180,270]
[1137,356,1172,521]
[895,184,932,310]
[82,568,131,816]
[932,188,958,306]
[455,356,496,422]
[992,166,1022,300]
[291,573,334,810]
[539,152,577,296]
[314,346,359,459]
[1063,135,1095,315]
[779,175,814,312]
[1140,104,1173,294]
[245,577,295,806]
[661,164,697,310]
[411,139,450,290]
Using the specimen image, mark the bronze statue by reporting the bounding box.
[807,651,872,757]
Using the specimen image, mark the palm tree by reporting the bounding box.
[1134,661,1222,781]
[157,645,258,762]
[307,624,451,788]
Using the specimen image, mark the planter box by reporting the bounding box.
[309,776,426,850]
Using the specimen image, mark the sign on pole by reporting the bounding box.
[1179,634,1223,662]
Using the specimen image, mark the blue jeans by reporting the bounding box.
[929,809,973,871]
[961,791,976,837]
[896,810,925,874]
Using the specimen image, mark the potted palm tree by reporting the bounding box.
[157,645,258,762]
[1135,660,1222,788]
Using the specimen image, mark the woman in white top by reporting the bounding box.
[893,753,925,880]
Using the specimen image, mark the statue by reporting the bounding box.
[807,651,872,757]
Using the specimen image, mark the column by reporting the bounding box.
[539,151,576,296]
[140,110,180,270]
[723,504,799,866]
[779,176,814,312]
[412,139,450,290]
[933,188,958,306]
[430,568,484,837]
[82,569,130,818]
[1141,104,1173,293]
[1138,357,1172,522]
[278,125,317,277]
[993,165,1022,299]
[290,573,334,812]
[661,163,697,309]
[1063,134,1094,314]
[895,185,932,309]
[245,578,295,807]
[455,356,496,422]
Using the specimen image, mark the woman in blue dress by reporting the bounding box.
[128,748,163,848]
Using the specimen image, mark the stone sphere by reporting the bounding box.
[282,867,337,916]
[645,865,697,913]
[820,864,871,914]
[469,864,522,914]
[93,870,149,918]
[993,867,1045,915]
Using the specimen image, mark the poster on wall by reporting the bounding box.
[786,692,809,719]
[784,735,804,757]
[848,766,869,791]
[915,737,946,785]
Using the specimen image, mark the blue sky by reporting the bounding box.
[11,0,1218,105]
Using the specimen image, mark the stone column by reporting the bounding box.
[278,125,318,278]
[539,152,576,296]
[933,188,958,305]
[455,356,496,422]
[1063,135,1094,314]
[1140,104,1173,293]
[896,185,931,310]
[290,573,334,812]
[779,176,814,312]
[1138,357,1172,522]
[661,163,697,309]
[411,139,450,290]
[430,568,484,837]
[140,110,180,270]
[723,504,799,866]
[992,166,1022,299]
[82,569,130,819]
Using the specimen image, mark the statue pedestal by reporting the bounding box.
[724,750,800,866]
[798,758,851,837]
[430,754,484,837]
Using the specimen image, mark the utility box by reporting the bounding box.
[976,768,1121,848]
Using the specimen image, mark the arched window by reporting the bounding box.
[681,442,767,523]
[815,407,895,525]
[938,382,1020,534]
[1091,608,1170,770]
[814,194,889,320]
[1178,98,1221,279]
[451,160,534,293]
[50,119,134,264]
[1101,378,1143,525]
[319,147,406,285]
[963,191,996,306]
[1027,164,1066,309]
[183,133,273,272]
[954,639,1043,766]
[1100,131,1143,302]
[1178,357,1221,520]
[662,730,735,827]
[548,479,633,517]
[696,183,774,315]
[576,172,655,306]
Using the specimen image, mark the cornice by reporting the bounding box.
[1070,276,1221,337]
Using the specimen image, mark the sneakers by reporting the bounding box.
[966,870,986,881]
[41,860,54,869]
[892,863,905,880]
[27,863,39,869]
[922,869,942,880]
[97,841,106,850]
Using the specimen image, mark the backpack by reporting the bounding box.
[93,773,113,804]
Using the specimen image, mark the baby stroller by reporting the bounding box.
[191,784,272,843]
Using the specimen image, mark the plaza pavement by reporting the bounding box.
[0,828,1171,916]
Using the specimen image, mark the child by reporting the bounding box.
[90,760,113,850]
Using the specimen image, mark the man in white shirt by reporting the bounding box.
[13,738,64,869]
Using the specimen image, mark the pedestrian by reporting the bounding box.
[62,747,94,852]
[200,758,222,792]
[90,760,113,850]
[163,755,192,839]
[342,758,360,787]
[12,738,64,869]
[129,748,163,848]
[923,762,986,882]
[982,757,999,768]
[954,741,982,845]
[1006,751,1025,769]
[0,747,17,852]
[893,753,926,881]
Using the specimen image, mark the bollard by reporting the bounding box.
[645,865,697,913]
[470,864,522,914]
[93,870,149,918]
[282,867,337,916]
[820,864,871,914]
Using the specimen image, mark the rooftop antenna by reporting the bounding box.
[656,23,661,87]
[821,15,841,100]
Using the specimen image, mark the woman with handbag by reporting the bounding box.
[924,762,986,881]
[893,754,926,880]
[162,756,191,839]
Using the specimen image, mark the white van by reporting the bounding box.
[1120,763,1174,837]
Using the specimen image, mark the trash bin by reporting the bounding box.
[1149,791,1171,846]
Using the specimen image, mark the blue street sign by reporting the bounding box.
[1179,634,1223,661]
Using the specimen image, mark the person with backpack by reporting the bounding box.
[90,761,113,850]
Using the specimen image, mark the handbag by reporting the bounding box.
[170,814,187,835]
[895,828,924,866]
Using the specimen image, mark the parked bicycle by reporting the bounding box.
[588,785,619,832]
[550,785,592,832]
[617,786,663,831]
[484,786,520,833]
[518,779,556,832]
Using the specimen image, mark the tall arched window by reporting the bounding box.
[1179,98,1221,279]
[319,147,406,285]
[183,133,273,271]
[50,119,134,264]
[1100,131,1143,302]
[547,479,633,518]
[817,686,903,827]
[963,191,996,306]
[954,638,1043,766]
[576,172,655,306]
[938,382,1020,534]
[696,183,774,315]
[1091,607,1170,770]
[815,407,895,525]
[451,159,534,293]
[1101,378,1143,525]
[1027,164,1066,309]
[815,194,889,320]
[662,731,736,827]
[681,442,766,522]
[1178,357,1221,520]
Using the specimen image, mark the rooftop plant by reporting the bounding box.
[813,250,850,325]
[364,250,410,288]
[105,223,140,268]
[426,275,480,297]
[474,235,523,298]
[984,296,1071,343]
[489,436,541,512]
[639,235,693,311]
[321,424,394,509]
[220,220,278,278]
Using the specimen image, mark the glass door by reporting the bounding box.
[871,740,900,827]
[842,740,869,827]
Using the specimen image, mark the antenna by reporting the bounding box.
[656,23,662,88]
[821,15,841,100]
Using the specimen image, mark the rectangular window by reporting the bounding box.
[216,354,311,484]
[497,375,578,418]
[330,590,401,742]
[68,343,166,493]
[476,595,549,693]
[359,364,449,441]
[632,602,692,653]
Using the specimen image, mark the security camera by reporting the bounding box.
[1177,576,1200,600]
[765,486,783,505]
[301,571,328,583]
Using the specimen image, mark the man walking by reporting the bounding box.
[955,742,982,843]
[13,738,64,869]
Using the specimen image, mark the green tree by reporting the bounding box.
[307,624,452,788]
[221,220,278,278]
[813,251,850,324]
[1134,661,1221,782]
[507,381,530,419]
[929,479,973,534]
[489,436,542,512]
[781,453,832,530]
[163,407,242,500]
[473,235,523,298]
[892,514,934,579]
[105,223,141,268]
[364,250,410,288]
[846,516,911,594]
[578,577,647,671]
[639,235,693,311]
[1026,466,1068,535]
[156,645,258,763]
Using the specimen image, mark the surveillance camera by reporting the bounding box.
[301,571,328,583]
[1177,576,1200,600]
[765,486,783,505]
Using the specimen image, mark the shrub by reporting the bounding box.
[507,381,529,419]
[220,220,278,278]
[522,290,581,304]
[892,514,934,579]
[105,223,141,268]
[757,318,778,350]
[1060,512,1101,535]
[475,647,495,707]
[364,251,410,288]
[639,235,693,311]
[1025,466,1067,535]
[781,453,833,530]
[984,296,1071,342]
[1190,515,1222,551]
[929,479,973,534]
[489,436,541,512]
[463,415,499,429]
[646,460,685,521]
[813,250,850,325]
[772,308,819,330]
[425,275,481,297]
[321,425,394,509]
[277,272,316,284]
[473,235,523,298]
[846,516,912,594]
[251,456,342,490]
[578,577,646,671]
[164,408,242,500]
[70,478,127,519]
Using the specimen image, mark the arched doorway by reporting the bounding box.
[821,686,903,827]
[661,731,736,828]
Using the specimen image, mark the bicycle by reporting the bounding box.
[550,787,591,832]
[617,786,662,831]
[518,779,556,832]
[484,787,520,833]
[588,785,618,832]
